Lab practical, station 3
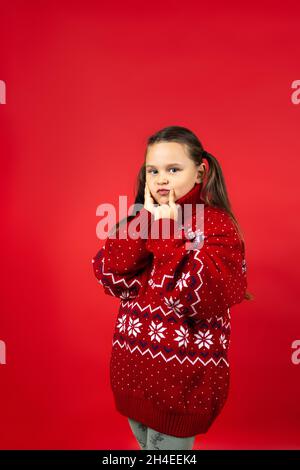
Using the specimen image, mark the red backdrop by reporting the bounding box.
[1,0,300,450]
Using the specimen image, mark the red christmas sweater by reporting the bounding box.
[92,182,248,438]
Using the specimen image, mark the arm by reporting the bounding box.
[145,208,248,321]
[92,207,153,300]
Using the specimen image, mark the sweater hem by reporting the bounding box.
[113,391,214,438]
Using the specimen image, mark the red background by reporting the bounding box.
[1,0,300,450]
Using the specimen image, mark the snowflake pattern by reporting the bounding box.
[127,317,142,337]
[175,271,191,291]
[186,228,205,247]
[116,314,127,333]
[194,330,214,349]
[164,296,184,314]
[147,267,156,289]
[174,325,190,348]
[220,333,227,349]
[120,289,132,300]
[148,321,167,343]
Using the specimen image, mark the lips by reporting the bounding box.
[157,189,170,194]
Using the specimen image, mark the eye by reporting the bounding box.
[147,168,180,175]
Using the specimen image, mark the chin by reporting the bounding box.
[157,195,169,203]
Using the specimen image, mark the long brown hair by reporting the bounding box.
[110,125,254,301]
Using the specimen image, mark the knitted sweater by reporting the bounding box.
[92,182,248,438]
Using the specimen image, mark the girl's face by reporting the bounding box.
[145,142,205,204]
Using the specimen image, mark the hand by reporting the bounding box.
[144,181,156,214]
[154,187,179,221]
[144,182,179,221]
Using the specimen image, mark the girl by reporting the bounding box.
[92,126,252,450]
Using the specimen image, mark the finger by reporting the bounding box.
[145,182,150,199]
[146,182,154,200]
[169,187,175,205]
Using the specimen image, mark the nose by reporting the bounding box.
[157,174,168,184]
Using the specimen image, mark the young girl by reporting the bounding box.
[92,126,252,451]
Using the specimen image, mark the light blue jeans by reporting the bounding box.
[128,417,196,450]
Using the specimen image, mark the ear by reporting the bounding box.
[196,163,206,183]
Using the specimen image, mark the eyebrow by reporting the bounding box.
[145,163,183,168]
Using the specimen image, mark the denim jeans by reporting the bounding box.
[128,417,196,450]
